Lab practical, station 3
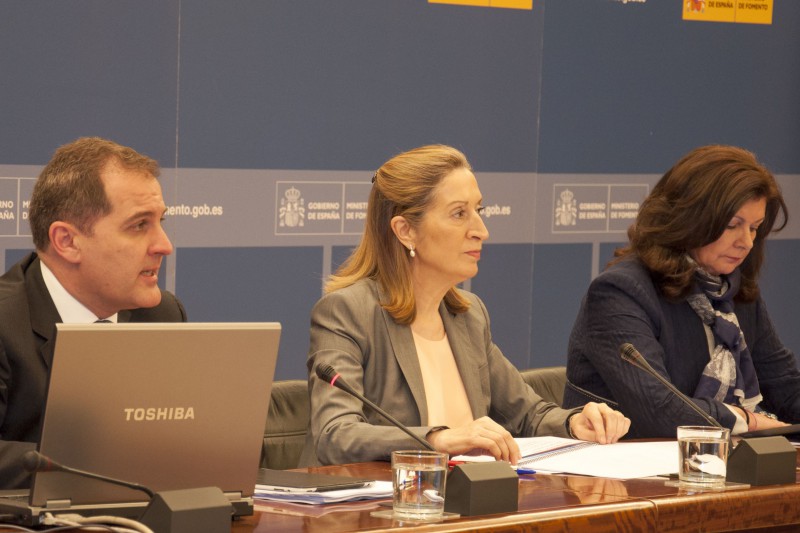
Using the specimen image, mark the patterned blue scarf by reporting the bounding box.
[687,267,762,410]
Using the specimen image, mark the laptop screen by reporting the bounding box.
[30,322,280,508]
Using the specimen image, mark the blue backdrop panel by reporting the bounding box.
[599,242,627,274]
[174,246,323,380]
[0,0,798,384]
[761,240,800,364]
[4,249,33,273]
[470,243,533,371]
[0,2,179,166]
[332,246,356,275]
[531,243,592,367]
[539,0,800,173]
[177,0,543,172]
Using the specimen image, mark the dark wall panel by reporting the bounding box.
[0,1,798,384]
[177,0,543,172]
[761,240,800,361]
[471,243,534,371]
[531,243,592,367]
[174,246,323,380]
[539,1,800,174]
[4,249,33,272]
[332,246,356,274]
[0,2,179,166]
[599,242,626,274]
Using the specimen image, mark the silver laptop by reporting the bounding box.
[0,322,280,525]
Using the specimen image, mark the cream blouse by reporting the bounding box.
[413,331,474,428]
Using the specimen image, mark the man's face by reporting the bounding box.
[72,161,173,318]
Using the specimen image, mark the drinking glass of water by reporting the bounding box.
[677,425,730,488]
[391,450,448,520]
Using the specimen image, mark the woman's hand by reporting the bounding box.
[426,416,521,464]
[733,406,787,432]
[569,402,630,444]
[749,410,788,431]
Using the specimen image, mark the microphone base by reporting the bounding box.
[138,486,233,533]
[726,436,796,486]
[444,462,518,516]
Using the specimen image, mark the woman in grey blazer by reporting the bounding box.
[301,145,629,467]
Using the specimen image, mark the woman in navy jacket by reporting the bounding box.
[565,145,800,438]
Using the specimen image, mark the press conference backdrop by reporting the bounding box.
[1,1,797,380]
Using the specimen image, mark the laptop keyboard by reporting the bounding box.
[0,490,29,502]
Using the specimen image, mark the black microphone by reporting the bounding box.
[317,364,522,515]
[23,450,233,533]
[315,363,436,451]
[619,343,724,429]
[23,450,155,498]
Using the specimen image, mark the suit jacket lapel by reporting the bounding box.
[442,302,484,419]
[25,256,62,369]
[376,284,429,423]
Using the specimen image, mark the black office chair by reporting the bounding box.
[260,380,310,470]
[519,366,567,406]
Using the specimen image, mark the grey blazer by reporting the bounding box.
[300,278,575,466]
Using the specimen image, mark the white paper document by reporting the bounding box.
[453,437,679,480]
[254,480,393,505]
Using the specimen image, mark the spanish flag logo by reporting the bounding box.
[683,0,773,25]
[429,0,533,10]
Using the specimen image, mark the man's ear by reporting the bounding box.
[390,215,415,250]
[48,222,82,264]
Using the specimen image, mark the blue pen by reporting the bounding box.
[513,467,536,475]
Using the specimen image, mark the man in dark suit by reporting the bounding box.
[0,137,186,488]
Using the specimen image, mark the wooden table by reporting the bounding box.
[231,450,800,532]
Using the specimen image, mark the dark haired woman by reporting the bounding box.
[564,145,800,438]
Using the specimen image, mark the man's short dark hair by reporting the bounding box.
[28,137,160,251]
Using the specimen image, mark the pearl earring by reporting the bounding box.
[409,245,416,258]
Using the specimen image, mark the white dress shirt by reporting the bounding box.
[40,261,118,323]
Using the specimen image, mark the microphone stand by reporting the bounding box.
[315,364,519,516]
[618,343,797,486]
[316,364,435,451]
[23,450,233,533]
[619,343,723,429]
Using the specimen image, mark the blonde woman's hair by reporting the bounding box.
[326,144,472,323]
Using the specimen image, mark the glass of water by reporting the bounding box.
[391,450,448,520]
[677,425,730,487]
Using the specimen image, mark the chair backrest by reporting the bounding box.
[261,380,310,470]
[520,366,567,406]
